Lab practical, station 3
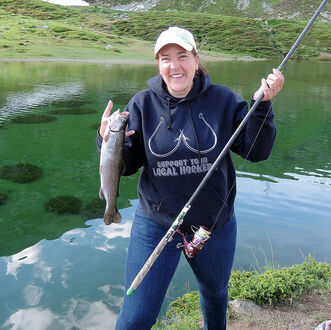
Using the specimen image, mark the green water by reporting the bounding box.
[0,60,330,329]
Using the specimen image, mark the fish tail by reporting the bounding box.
[104,207,122,225]
[99,187,105,200]
[113,210,122,223]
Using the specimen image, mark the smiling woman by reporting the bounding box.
[96,26,284,330]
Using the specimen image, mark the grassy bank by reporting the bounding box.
[153,258,331,329]
[0,0,330,61]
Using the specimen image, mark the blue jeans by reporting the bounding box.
[115,206,237,330]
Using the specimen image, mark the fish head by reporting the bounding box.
[109,109,129,132]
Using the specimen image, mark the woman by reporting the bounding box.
[96,27,284,329]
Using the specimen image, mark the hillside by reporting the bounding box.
[0,0,330,60]
[89,0,331,22]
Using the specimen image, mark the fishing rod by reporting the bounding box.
[126,0,329,297]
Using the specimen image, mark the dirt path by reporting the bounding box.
[228,292,331,330]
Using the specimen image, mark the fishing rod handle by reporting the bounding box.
[126,208,189,296]
[126,234,169,296]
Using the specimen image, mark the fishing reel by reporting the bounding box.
[176,226,211,258]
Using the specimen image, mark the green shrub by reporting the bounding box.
[156,258,331,328]
[166,291,201,319]
[153,291,203,329]
[45,195,82,215]
[228,257,331,305]
[82,197,106,219]
[52,26,73,33]
[0,163,42,183]
[11,114,57,124]
[48,108,97,115]
[0,193,8,206]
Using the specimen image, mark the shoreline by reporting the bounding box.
[0,58,156,64]
[0,55,267,64]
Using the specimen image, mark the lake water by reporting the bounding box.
[0,60,330,329]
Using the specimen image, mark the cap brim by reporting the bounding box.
[154,39,194,55]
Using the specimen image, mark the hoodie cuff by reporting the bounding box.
[96,128,103,152]
[250,97,273,114]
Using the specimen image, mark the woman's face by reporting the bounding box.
[157,44,200,98]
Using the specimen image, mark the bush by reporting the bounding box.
[0,163,42,183]
[82,197,106,219]
[156,258,331,328]
[48,108,97,115]
[11,114,57,124]
[45,195,82,215]
[228,257,331,305]
[0,193,8,206]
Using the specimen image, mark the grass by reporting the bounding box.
[0,0,154,60]
[0,0,330,61]
[153,257,331,329]
[89,0,331,20]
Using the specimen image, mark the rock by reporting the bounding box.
[229,299,262,317]
[288,322,308,330]
[105,44,114,50]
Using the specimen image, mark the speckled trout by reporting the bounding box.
[99,109,129,225]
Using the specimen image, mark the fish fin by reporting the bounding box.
[104,130,110,143]
[104,209,122,225]
[99,188,105,200]
[113,210,122,223]
[120,160,126,176]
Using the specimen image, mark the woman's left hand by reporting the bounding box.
[253,68,285,101]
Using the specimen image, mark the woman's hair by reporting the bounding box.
[192,50,208,76]
[197,64,208,76]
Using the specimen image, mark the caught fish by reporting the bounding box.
[99,109,129,225]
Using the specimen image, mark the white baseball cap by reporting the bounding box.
[154,27,198,56]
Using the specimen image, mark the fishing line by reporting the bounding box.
[211,4,324,231]
[210,102,274,232]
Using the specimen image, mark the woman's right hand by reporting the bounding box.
[99,100,135,138]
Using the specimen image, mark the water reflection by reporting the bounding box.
[1,170,330,328]
[3,302,117,330]
[5,244,43,279]
[1,204,134,329]
[0,82,84,123]
[235,171,331,270]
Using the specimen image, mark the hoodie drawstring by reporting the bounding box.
[187,103,202,165]
[167,98,172,130]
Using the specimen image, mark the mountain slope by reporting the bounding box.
[88,0,331,23]
[0,0,330,60]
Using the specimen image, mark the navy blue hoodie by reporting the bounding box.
[97,70,276,233]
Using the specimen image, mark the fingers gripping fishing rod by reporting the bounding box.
[126,0,329,297]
